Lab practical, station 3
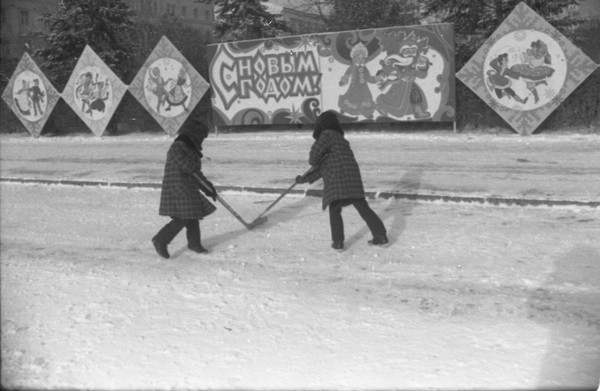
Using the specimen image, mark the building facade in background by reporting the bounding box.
[266,0,428,34]
[0,0,216,61]
[569,0,600,61]
[265,0,327,34]
[0,0,58,60]
[124,0,215,42]
[567,0,600,24]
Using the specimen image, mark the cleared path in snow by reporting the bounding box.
[1,132,599,203]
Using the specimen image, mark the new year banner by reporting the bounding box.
[457,2,599,135]
[1,53,60,138]
[207,24,455,126]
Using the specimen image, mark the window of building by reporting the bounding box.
[182,6,186,17]
[20,9,29,26]
[1,8,6,24]
[567,3,580,16]
[205,10,211,21]
[194,8,198,19]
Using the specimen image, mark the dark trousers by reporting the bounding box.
[153,217,201,247]
[328,198,386,244]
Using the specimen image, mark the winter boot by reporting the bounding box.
[152,238,170,259]
[188,244,209,254]
[368,235,389,247]
[331,242,344,252]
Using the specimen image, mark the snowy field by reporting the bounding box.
[1,132,599,390]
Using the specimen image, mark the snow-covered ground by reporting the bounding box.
[1,132,599,390]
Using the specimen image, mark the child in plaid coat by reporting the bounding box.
[152,118,217,258]
[296,111,388,251]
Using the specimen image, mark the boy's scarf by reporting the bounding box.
[175,134,203,158]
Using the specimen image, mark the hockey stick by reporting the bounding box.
[253,180,299,221]
[193,173,267,230]
[251,155,328,223]
[215,193,267,230]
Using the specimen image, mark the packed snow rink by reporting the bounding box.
[1,132,599,389]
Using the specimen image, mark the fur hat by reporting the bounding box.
[177,118,209,149]
[313,110,344,140]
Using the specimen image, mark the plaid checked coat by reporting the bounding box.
[159,140,216,219]
[303,129,366,210]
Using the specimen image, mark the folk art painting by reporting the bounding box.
[207,24,455,126]
[1,53,60,138]
[129,36,210,136]
[62,46,128,136]
[457,2,599,135]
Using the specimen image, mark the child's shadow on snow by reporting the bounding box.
[345,168,423,249]
[249,196,319,230]
[171,225,251,258]
[193,196,317,251]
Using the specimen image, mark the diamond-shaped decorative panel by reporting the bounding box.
[129,36,210,136]
[457,2,598,135]
[1,53,60,138]
[61,45,128,136]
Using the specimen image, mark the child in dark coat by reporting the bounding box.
[152,118,217,258]
[296,110,388,251]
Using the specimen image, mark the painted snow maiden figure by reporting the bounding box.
[296,111,388,251]
[338,42,377,118]
[152,118,217,259]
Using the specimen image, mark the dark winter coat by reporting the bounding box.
[158,138,216,219]
[303,129,366,210]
